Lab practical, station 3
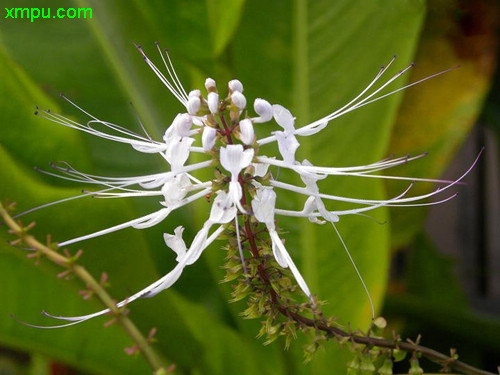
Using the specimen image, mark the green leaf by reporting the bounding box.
[206,0,246,57]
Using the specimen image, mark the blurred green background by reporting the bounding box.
[0,0,499,374]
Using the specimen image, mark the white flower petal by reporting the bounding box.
[252,160,272,177]
[269,230,312,300]
[220,145,255,175]
[132,208,172,229]
[209,190,237,224]
[274,131,300,165]
[272,104,295,132]
[271,239,288,268]
[164,226,187,261]
[165,137,195,171]
[253,98,273,123]
[251,187,276,225]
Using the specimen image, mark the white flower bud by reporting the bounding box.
[231,91,246,110]
[228,79,243,93]
[239,119,254,145]
[253,98,273,123]
[188,89,201,98]
[187,96,201,115]
[202,126,217,151]
[205,78,217,92]
[207,92,219,114]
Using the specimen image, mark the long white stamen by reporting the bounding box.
[259,153,426,174]
[234,216,248,275]
[37,110,165,152]
[136,45,188,106]
[260,155,459,184]
[275,183,414,217]
[13,190,100,219]
[257,56,398,145]
[162,46,189,101]
[43,160,213,188]
[129,101,153,141]
[155,42,189,103]
[331,222,374,319]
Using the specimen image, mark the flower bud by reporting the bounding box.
[188,89,201,98]
[253,98,273,123]
[207,92,219,114]
[231,91,247,110]
[187,90,201,115]
[239,118,254,145]
[228,79,243,93]
[202,126,217,151]
[205,78,217,92]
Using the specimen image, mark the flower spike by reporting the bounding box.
[22,45,473,331]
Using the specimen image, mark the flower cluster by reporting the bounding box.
[25,44,476,328]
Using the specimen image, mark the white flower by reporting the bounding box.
[26,46,475,327]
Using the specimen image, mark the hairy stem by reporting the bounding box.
[0,202,172,375]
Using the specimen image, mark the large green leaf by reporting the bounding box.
[1,0,427,374]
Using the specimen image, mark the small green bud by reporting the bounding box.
[377,358,393,375]
[360,352,376,374]
[393,349,406,362]
[347,355,361,372]
[408,359,423,375]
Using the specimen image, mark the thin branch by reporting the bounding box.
[0,201,173,375]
